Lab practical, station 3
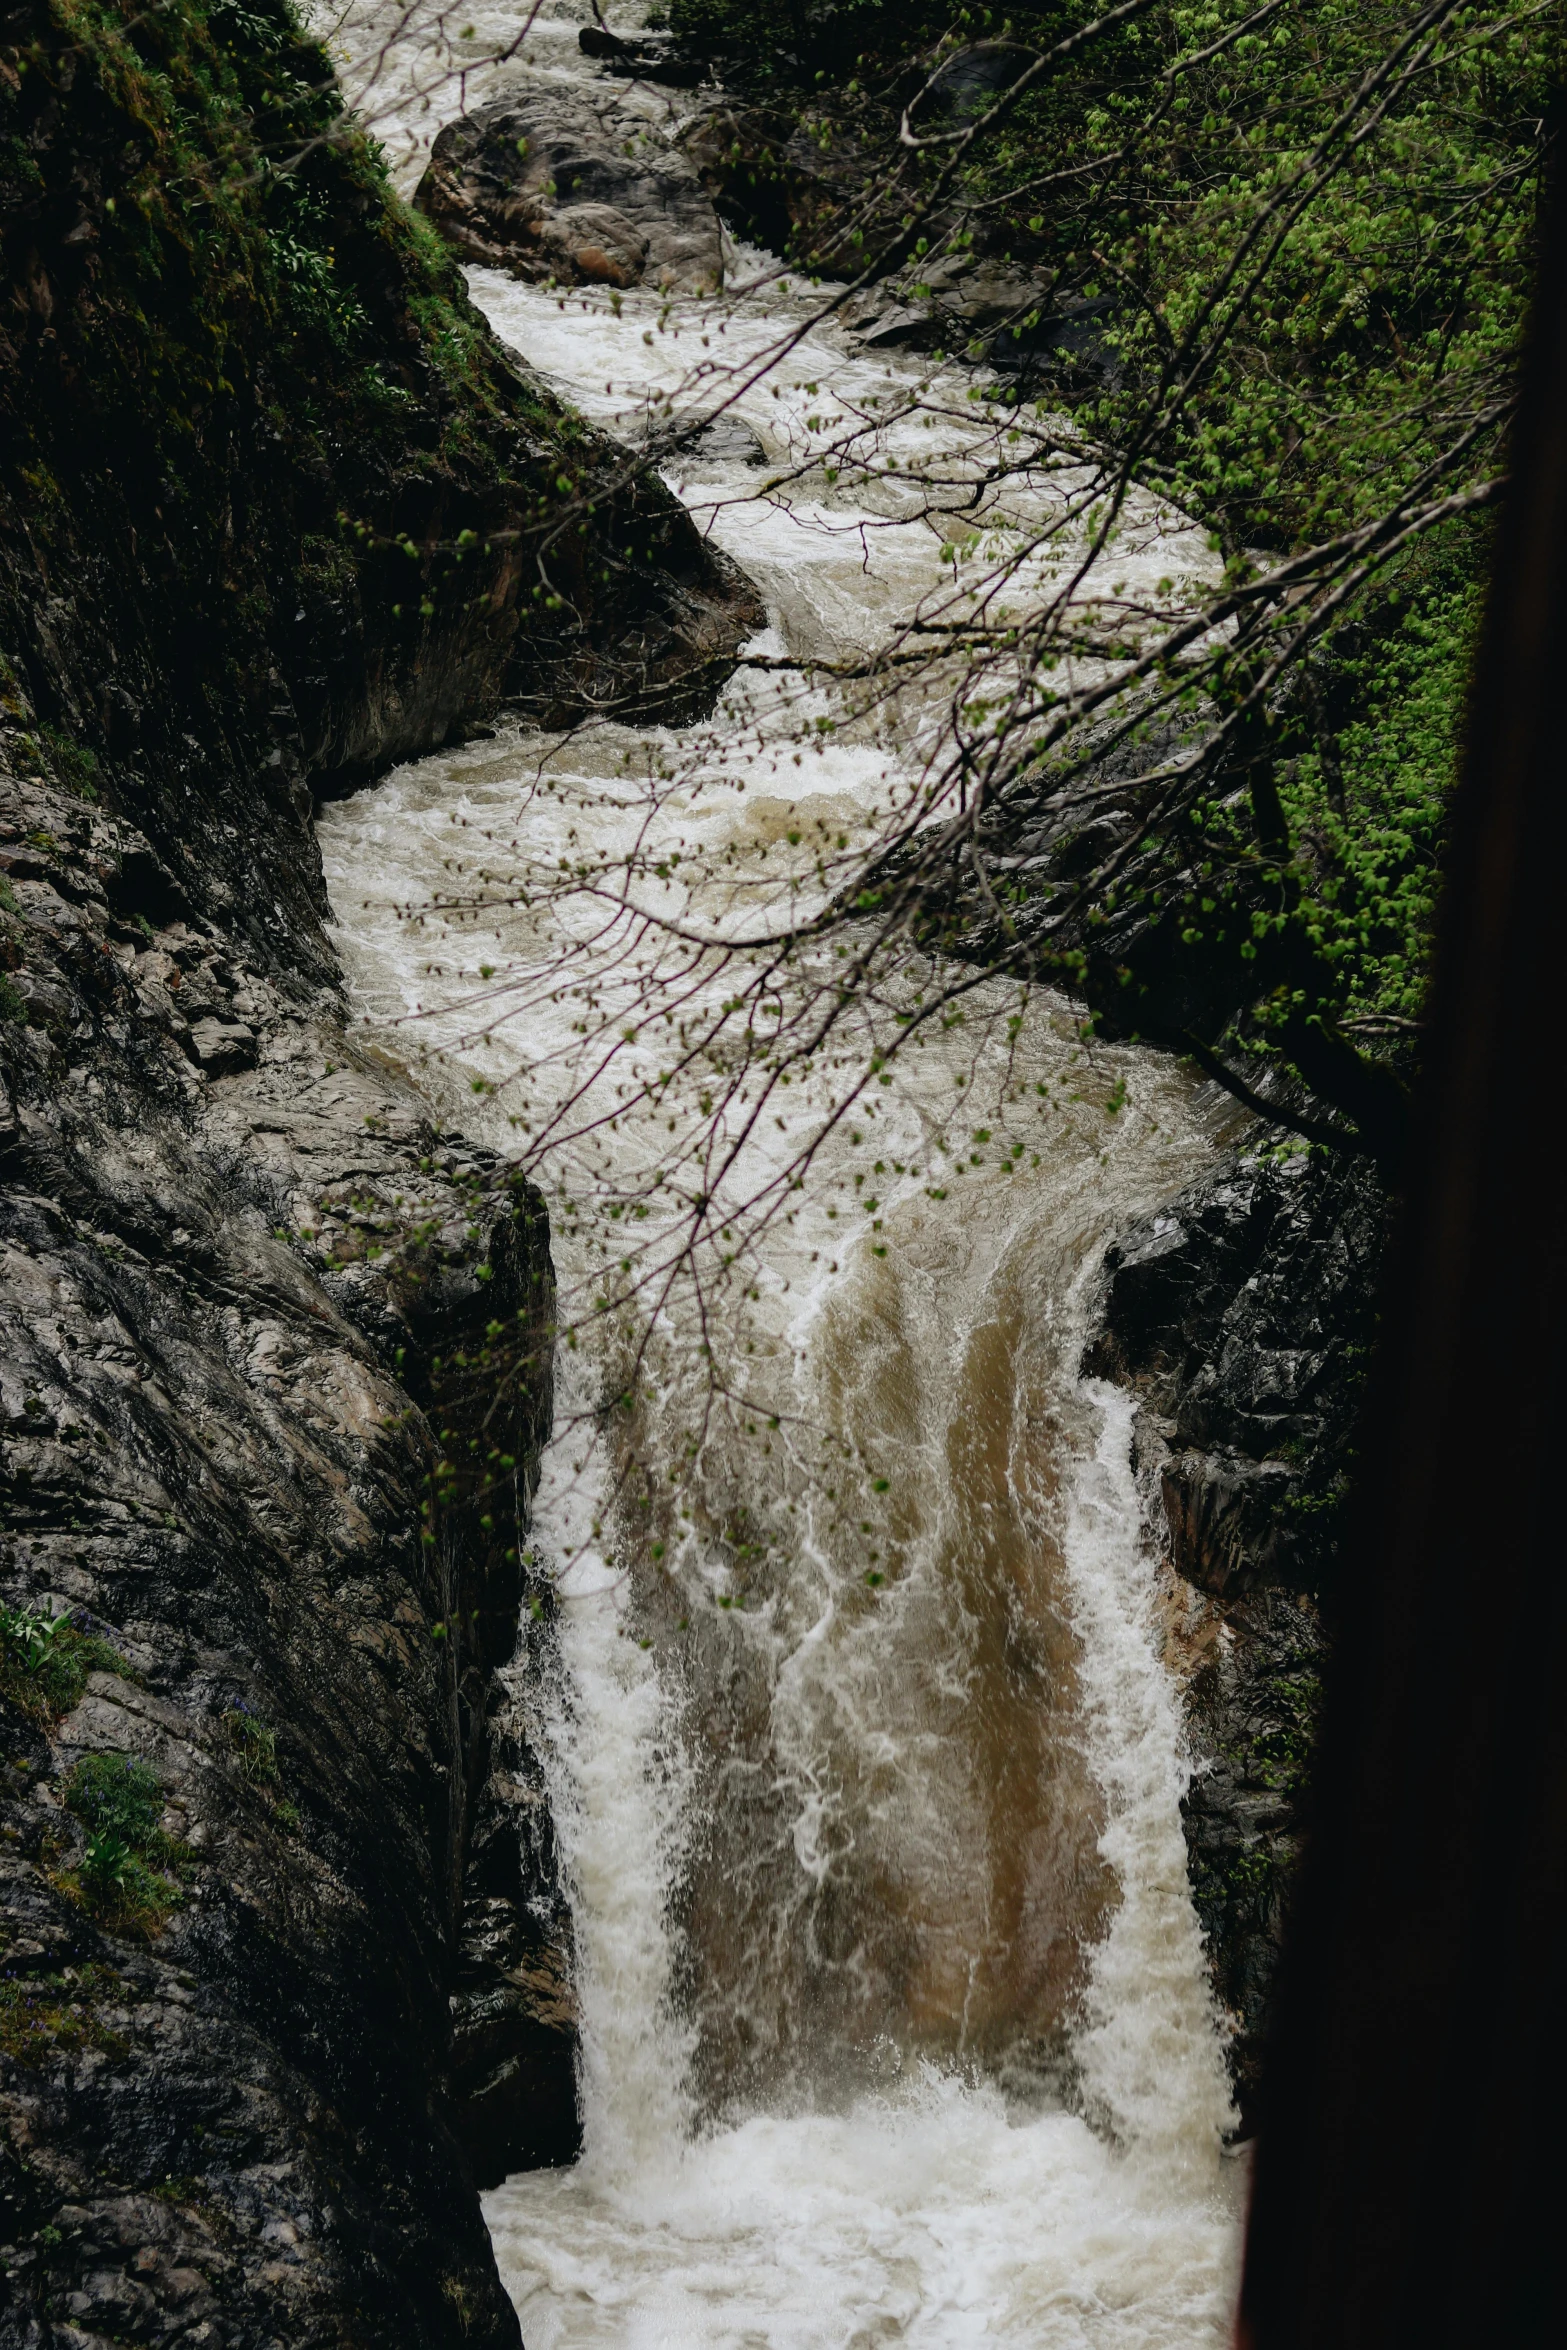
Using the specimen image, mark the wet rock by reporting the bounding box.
[1090,1145,1387,2121]
[0,0,741,2330]
[846,259,1059,356]
[924,41,1035,118]
[671,414,769,468]
[636,410,771,480]
[449,1660,579,2185]
[1091,1147,1385,1591]
[1,754,562,2347]
[680,102,886,275]
[1179,1588,1328,2123]
[417,85,726,295]
[578,24,708,89]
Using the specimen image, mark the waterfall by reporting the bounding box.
[1063,1382,1238,2172]
[524,1353,697,2182]
[318,7,1247,2337]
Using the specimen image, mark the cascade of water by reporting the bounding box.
[318,8,1248,2337]
[1061,1381,1238,2172]
[526,1355,697,2181]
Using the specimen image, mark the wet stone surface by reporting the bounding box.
[417,84,727,295]
[1,756,566,2348]
[1089,1145,1388,2120]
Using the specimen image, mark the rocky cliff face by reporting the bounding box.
[1087,1146,1387,2122]
[1,3,759,2342]
[1,753,560,2348]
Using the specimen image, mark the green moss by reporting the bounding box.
[3,0,591,777]
[0,1964,129,2068]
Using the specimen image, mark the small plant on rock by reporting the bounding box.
[0,1965,127,2068]
[0,1603,126,1720]
[62,1754,184,1934]
[223,1704,278,1783]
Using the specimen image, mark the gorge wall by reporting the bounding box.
[1088,1148,1386,2122]
[0,3,756,2343]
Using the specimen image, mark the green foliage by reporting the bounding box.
[63,1753,183,1931]
[0,1602,125,1719]
[223,1705,278,1782]
[0,1965,127,2068]
[1021,5,1542,1126]
[675,0,1553,1144]
[67,1752,165,1846]
[1278,535,1483,1027]
[38,725,100,800]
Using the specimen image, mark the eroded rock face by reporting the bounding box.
[1090,1150,1384,1594]
[0,755,572,2344]
[449,1663,577,2188]
[417,85,726,295]
[1088,1147,1387,2122]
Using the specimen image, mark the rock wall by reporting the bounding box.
[1087,1147,1387,2123]
[1,754,560,2348]
[0,2,759,2342]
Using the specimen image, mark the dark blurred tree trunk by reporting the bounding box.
[1236,127,1567,2350]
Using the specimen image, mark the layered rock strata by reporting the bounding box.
[1,755,564,2348]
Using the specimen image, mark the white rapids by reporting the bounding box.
[317,6,1248,2341]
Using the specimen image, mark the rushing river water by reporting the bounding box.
[318,6,1247,2339]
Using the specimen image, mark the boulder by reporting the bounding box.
[923,40,1036,120]
[186,1013,257,1072]
[416,85,725,296]
[577,24,708,89]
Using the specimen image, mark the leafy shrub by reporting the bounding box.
[0,1603,125,1718]
[62,1753,183,1932]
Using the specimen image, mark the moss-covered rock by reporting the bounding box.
[1,0,758,981]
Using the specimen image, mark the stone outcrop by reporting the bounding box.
[416,84,726,296]
[0,0,758,2339]
[0,747,567,2345]
[1088,1146,1387,2122]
